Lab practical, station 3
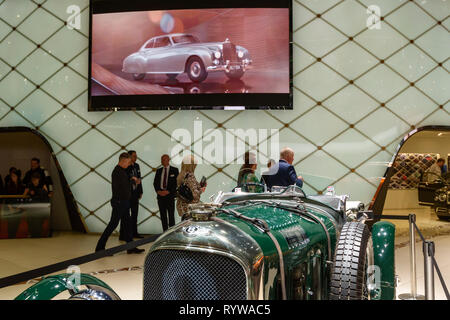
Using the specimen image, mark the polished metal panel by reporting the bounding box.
[68,285,121,300]
[144,217,266,299]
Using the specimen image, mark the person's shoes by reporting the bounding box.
[133,234,144,239]
[127,247,145,254]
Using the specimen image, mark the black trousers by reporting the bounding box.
[119,196,139,238]
[158,196,175,231]
[96,200,132,251]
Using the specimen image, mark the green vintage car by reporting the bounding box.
[16,185,396,300]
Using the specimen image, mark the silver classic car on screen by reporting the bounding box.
[122,33,252,83]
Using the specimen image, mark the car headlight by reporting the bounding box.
[237,50,244,58]
[214,51,221,59]
[438,193,447,202]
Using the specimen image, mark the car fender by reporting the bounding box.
[372,221,396,300]
[15,273,119,300]
[123,53,146,74]
[184,49,214,70]
[235,45,250,60]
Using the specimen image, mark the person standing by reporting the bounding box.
[119,150,143,240]
[23,158,53,198]
[176,155,206,219]
[153,154,179,231]
[23,173,49,201]
[262,147,304,190]
[425,158,445,183]
[95,153,144,254]
[4,168,24,195]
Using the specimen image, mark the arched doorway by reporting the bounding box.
[370,125,450,235]
[0,127,86,238]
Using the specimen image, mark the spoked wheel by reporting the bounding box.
[330,222,374,300]
[186,57,207,83]
[67,285,121,300]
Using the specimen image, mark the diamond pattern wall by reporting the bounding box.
[0,0,448,234]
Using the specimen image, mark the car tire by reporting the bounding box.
[225,69,244,80]
[330,222,372,300]
[186,57,207,83]
[133,73,145,81]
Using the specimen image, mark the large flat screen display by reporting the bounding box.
[89,0,292,110]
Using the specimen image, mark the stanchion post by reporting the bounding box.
[423,241,435,300]
[399,213,424,300]
[409,214,417,297]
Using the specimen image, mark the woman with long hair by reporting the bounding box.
[237,151,262,193]
[4,168,24,195]
[176,154,206,218]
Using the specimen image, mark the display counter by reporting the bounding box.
[0,196,51,239]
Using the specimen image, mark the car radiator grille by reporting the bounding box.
[222,42,239,63]
[143,249,247,300]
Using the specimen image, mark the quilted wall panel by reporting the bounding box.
[389,153,439,189]
[0,0,448,233]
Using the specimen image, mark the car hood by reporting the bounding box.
[172,42,224,50]
[174,41,246,51]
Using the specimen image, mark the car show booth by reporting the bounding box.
[0,0,448,304]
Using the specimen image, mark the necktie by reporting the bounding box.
[163,167,168,189]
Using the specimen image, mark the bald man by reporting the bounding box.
[262,147,304,190]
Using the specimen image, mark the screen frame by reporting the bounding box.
[88,0,293,111]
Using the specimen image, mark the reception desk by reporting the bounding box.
[0,196,51,239]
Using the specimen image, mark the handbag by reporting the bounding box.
[176,174,194,202]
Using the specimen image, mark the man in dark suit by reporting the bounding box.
[153,154,179,231]
[23,158,53,198]
[95,152,144,254]
[262,147,304,190]
[120,150,143,240]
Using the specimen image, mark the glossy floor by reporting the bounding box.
[0,231,449,300]
[383,207,450,237]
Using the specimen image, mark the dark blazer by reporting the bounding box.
[127,162,143,197]
[112,165,131,201]
[261,159,303,190]
[153,166,179,199]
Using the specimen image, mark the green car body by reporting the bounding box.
[15,273,120,300]
[16,186,396,300]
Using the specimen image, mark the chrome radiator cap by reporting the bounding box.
[188,203,221,221]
